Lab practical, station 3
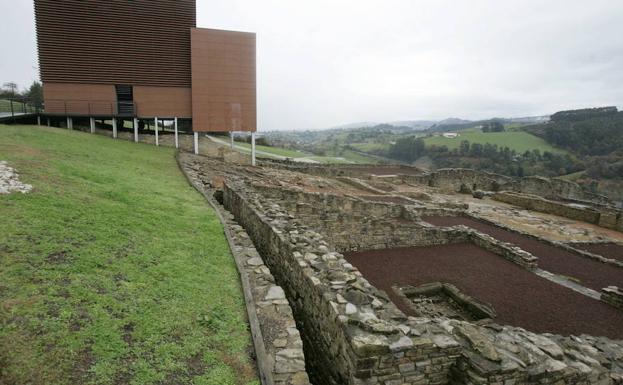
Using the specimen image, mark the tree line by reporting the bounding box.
[1,81,43,108]
[386,137,582,177]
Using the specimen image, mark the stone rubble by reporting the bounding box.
[179,156,310,385]
[179,154,623,385]
[0,161,32,194]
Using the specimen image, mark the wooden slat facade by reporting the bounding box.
[34,0,256,131]
[35,0,195,87]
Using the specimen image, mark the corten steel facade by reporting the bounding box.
[34,0,256,132]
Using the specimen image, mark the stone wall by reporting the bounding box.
[251,184,470,252]
[219,177,623,385]
[601,287,623,310]
[179,154,309,385]
[510,176,610,204]
[258,161,424,178]
[251,184,541,268]
[427,169,512,193]
[493,191,623,231]
[224,179,465,385]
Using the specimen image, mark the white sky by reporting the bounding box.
[2,0,622,130]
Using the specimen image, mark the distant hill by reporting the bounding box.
[525,107,622,156]
[329,121,378,130]
[387,120,437,130]
[524,107,623,203]
[330,115,549,132]
[330,120,435,130]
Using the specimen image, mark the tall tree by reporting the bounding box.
[25,81,43,107]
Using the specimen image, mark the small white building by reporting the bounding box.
[442,132,460,138]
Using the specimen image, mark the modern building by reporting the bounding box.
[34,0,256,135]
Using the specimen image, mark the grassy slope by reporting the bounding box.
[423,130,566,154]
[0,125,256,385]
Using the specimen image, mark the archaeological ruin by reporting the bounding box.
[178,151,623,385]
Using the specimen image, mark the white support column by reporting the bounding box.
[112,118,117,138]
[193,132,199,154]
[37,115,41,125]
[174,117,179,148]
[46,117,50,127]
[133,118,138,142]
[251,132,256,166]
[154,117,159,146]
[89,117,95,133]
[67,116,73,130]
[230,131,234,149]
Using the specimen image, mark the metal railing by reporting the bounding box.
[43,99,137,117]
[0,97,42,118]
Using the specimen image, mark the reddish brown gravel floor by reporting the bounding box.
[344,243,623,339]
[423,216,623,290]
[574,243,623,262]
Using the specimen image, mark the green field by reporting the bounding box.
[350,142,390,152]
[0,125,256,385]
[423,130,566,154]
[234,141,308,158]
[234,140,379,164]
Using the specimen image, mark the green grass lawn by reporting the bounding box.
[423,130,566,154]
[0,125,257,385]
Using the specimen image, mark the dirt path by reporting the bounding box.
[344,243,623,339]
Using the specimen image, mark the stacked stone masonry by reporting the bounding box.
[602,287,623,310]
[178,156,623,385]
[179,155,309,385]
[218,176,623,385]
[492,192,623,232]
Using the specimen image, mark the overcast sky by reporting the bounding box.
[2,0,622,130]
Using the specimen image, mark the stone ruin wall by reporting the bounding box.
[511,176,611,205]
[415,169,611,206]
[424,169,512,193]
[493,192,623,232]
[223,179,464,385]
[220,178,623,385]
[251,185,540,268]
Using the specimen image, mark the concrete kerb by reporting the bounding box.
[175,151,276,385]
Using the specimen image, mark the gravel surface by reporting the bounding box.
[575,243,623,262]
[423,216,623,290]
[344,243,623,339]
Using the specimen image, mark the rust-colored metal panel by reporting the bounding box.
[133,86,192,118]
[43,83,116,115]
[42,83,192,118]
[191,28,256,132]
[35,0,195,87]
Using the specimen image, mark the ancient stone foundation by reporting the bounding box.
[602,287,623,310]
[177,154,623,385]
[219,178,623,385]
[493,191,623,231]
